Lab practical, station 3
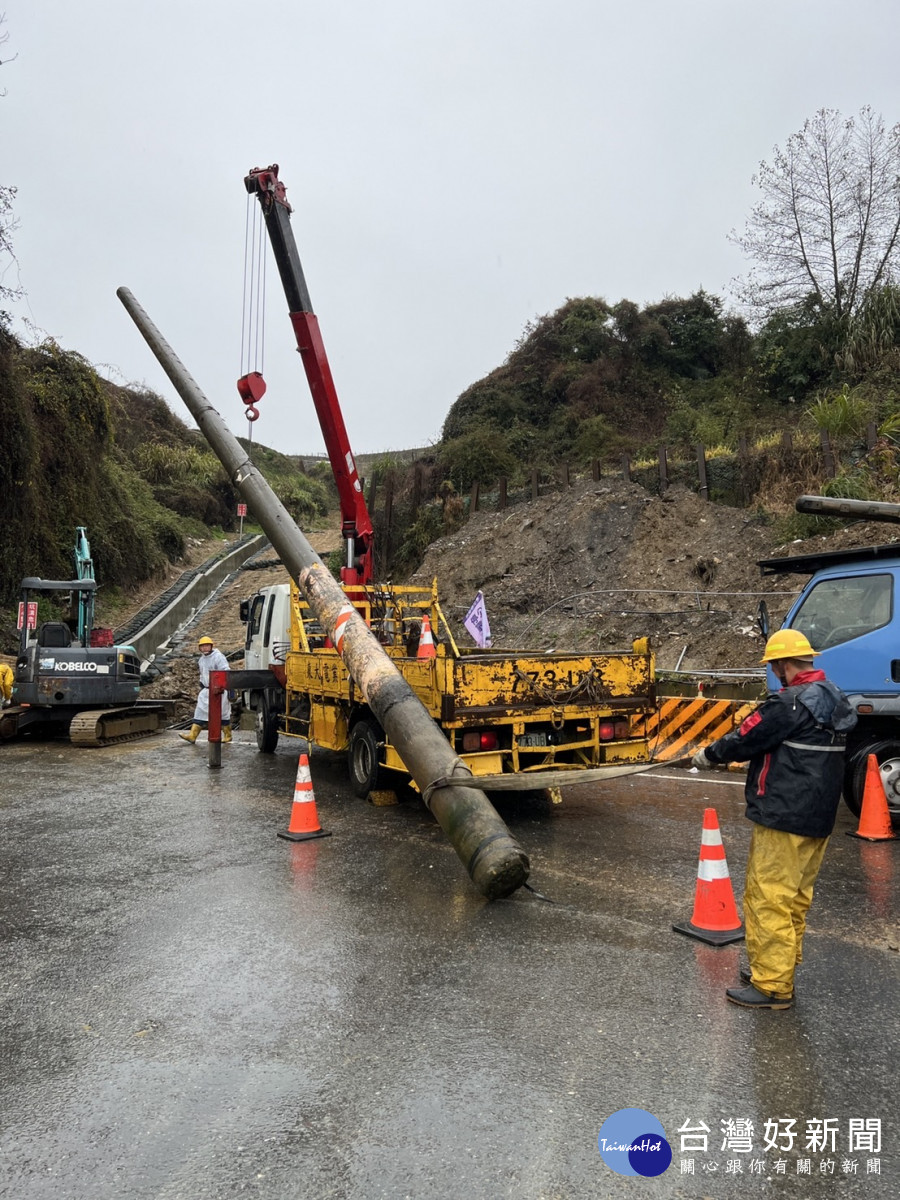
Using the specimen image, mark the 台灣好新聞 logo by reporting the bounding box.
[598,1108,672,1177]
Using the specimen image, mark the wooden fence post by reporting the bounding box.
[562,463,570,488]
[781,430,793,453]
[469,480,480,514]
[867,422,878,451]
[695,444,709,500]
[498,477,507,510]
[621,455,631,482]
[820,430,836,479]
[591,459,600,482]
[658,447,668,493]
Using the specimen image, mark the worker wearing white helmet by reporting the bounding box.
[692,629,857,1010]
[180,635,232,744]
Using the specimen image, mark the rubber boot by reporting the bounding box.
[179,723,202,743]
[222,724,232,744]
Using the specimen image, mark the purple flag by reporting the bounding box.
[464,591,491,648]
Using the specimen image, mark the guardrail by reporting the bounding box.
[121,535,267,666]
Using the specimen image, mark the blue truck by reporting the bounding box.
[758,494,900,821]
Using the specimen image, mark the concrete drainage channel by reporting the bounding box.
[114,535,268,697]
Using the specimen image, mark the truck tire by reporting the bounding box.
[256,695,279,754]
[844,738,900,822]
[348,719,386,798]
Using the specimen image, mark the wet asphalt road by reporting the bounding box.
[1,732,897,1199]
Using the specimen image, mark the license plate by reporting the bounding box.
[518,732,548,748]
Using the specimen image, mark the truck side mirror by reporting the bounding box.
[757,600,770,638]
[239,598,250,623]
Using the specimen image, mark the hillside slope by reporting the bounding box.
[411,478,899,671]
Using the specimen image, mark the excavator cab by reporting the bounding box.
[36,621,73,648]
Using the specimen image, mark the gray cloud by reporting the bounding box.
[4,0,899,454]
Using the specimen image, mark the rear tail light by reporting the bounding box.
[598,720,616,741]
[462,730,499,752]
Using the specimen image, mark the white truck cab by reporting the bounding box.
[240,584,291,719]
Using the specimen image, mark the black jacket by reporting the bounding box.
[706,670,857,838]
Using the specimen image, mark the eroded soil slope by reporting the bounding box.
[412,479,899,672]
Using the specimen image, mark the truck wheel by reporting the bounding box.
[844,739,900,821]
[348,719,386,798]
[256,696,279,754]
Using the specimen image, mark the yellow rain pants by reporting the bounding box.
[743,823,829,999]
[0,661,13,704]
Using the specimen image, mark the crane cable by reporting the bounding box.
[238,194,269,449]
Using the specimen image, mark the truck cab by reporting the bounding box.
[239,583,292,748]
[760,542,900,819]
[242,583,291,676]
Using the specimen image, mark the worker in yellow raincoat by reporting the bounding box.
[692,630,856,1010]
[0,660,14,707]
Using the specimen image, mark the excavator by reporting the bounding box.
[1,528,170,746]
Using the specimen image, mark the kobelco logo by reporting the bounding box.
[52,661,98,672]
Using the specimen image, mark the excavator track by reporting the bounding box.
[68,705,167,748]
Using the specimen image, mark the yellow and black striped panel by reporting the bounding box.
[636,697,759,762]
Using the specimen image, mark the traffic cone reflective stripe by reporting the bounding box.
[417,614,436,659]
[278,753,332,843]
[848,754,897,841]
[698,822,729,879]
[673,807,744,945]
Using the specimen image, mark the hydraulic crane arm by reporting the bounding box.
[244,164,374,587]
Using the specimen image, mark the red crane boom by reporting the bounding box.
[243,164,374,587]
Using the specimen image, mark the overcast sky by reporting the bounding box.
[4,1,900,458]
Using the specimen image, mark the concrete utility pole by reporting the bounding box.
[117,287,530,900]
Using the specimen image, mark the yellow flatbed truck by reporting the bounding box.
[248,579,655,796]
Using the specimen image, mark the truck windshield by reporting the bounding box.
[791,572,892,651]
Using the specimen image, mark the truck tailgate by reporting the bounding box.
[445,650,654,717]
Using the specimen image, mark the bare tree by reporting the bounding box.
[0,11,15,79]
[731,107,900,322]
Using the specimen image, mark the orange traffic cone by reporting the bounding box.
[673,807,744,945]
[278,753,332,842]
[847,754,898,841]
[417,613,436,659]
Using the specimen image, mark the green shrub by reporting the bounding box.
[397,502,445,572]
[821,469,878,501]
[273,475,331,526]
[438,428,518,491]
[805,385,874,445]
[133,442,221,488]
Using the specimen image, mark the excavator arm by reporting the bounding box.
[73,526,96,645]
[244,164,374,587]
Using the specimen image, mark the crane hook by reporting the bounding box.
[237,372,267,422]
